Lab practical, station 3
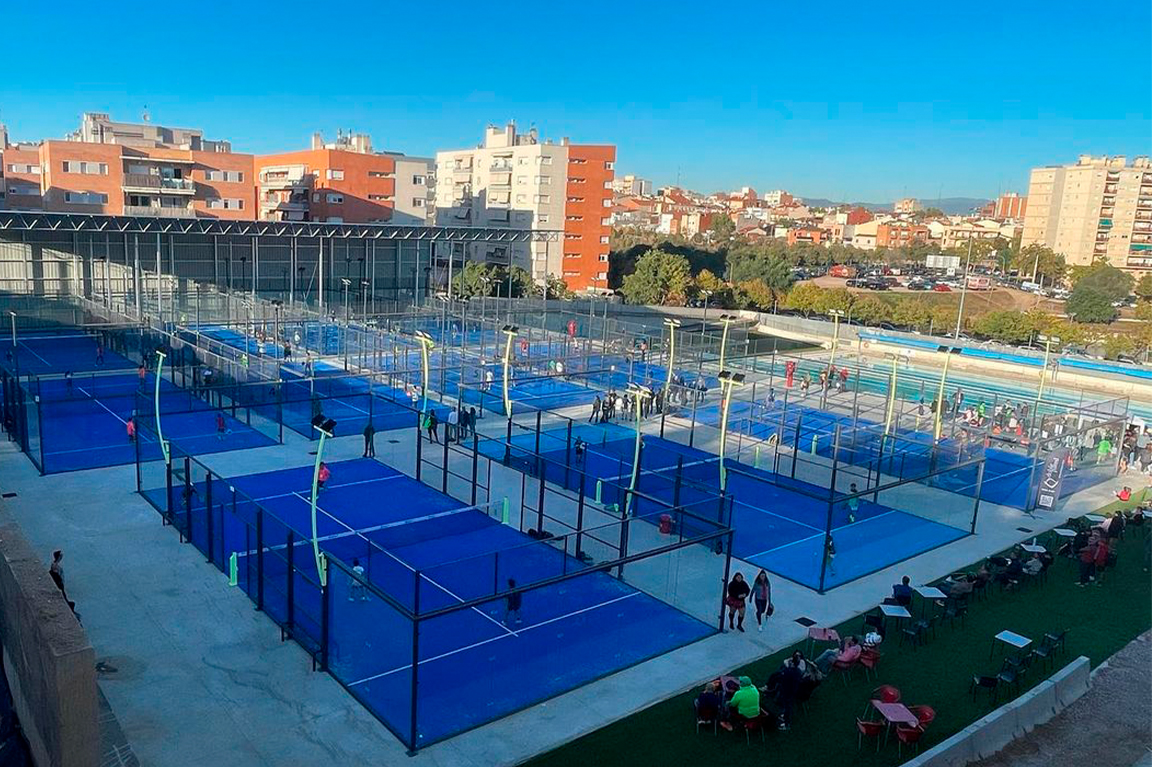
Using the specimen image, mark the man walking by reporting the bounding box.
[363,421,376,458]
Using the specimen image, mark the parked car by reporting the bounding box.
[845,278,861,288]
[932,283,952,292]
[907,281,930,291]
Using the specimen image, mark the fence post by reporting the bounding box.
[286,529,295,632]
[256,507,265,612]
[415,420,423,482]
[576,480,586,560]
[471,432,479,507]
[205,471,214,565]
[441,432,449,494]
[319,560,329,672]
[408,578,421,754]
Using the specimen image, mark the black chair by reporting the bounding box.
[693,699,718,735]
[1044,629,1069,656]
[943,600,968,629]
[970,674,999,703]
[1030,636,1055,672]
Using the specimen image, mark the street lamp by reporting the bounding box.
[932,345,962,442]
[954,238,974,340]
[699,289,713,328]
[7,312,17,383]
[309,415,338,587]
[662,317,682,406]
[340,278,352,324]
[413,330,435,416]
[717,371,746,492]
[500,324,519,417]
[624,382,653,516]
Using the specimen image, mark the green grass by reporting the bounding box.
[526,515,1151,767]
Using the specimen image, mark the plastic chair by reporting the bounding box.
[1044,629,1069,656]
[859,649,882,681]
[832,657,859,686]
[742,712,767,745]
[907,705,936,727]
[1030,636,1055,671]
[969,674,999,703]
[943,600,968,629]
[856,718,885,752]
[693,699,718,735]
[871,684,901,704]
[896,724,924,758]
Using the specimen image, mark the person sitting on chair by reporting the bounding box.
[1022,554,1043,577]
[888,575,914,606]
[694,681,723,725]
[1115,486,1133,502]
[719,676,760,731]
[814,635,860,675]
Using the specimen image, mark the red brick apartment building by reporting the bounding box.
[876,221,930,248]
[562,144,616,291]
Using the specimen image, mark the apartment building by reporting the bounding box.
[611,174,652,197]
[761,190,794,207]
[994,192,1027,221]
[1022,155,1152,273]
[894,198,920,214]
[69,111,232,152]
[435,122,614,291]
[876,221,930,248]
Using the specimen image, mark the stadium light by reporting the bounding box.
[826,309,847,372]
[933,345,962,442]
[623,383,653,517]
[662,317,682,406]
[717,314,738,371]
[1035,334,1061,413]
[154,350,170,466]
[309,414,338,587]
[717,371,746,491]
[413,330,435,416]
[500,325,519,417]
[883,352,900,436]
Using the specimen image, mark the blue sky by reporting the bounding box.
[2,0,1148,201]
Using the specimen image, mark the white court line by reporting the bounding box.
[742,509,901,561]
[290,491,517,641]
[17,341,51,367]
[348,592,642,686]
[42,429,251,457]
[75,387,128,425]
[245,474,406,503]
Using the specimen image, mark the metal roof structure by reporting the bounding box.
[0,211,560,241]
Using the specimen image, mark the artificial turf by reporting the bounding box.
[525,504,1152,767]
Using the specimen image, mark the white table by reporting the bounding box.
[1084,514,1107,524]
[990,629,1032,658]
[1052,528,1076,538]
[880,604,912,618]
[914,586,947,600]
[1021,544,1046,554]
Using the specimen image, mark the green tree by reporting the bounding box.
[708,214,735,240]
[619,249,693,305]
[1101,333,1136,360]
[851,296,891,326]
[733,279,776,311]
[782,283,826,315]
[890,298,932,330]
[1065,288,1117,324]
[970,311,1035,345]
[1069,261,1133,299]
[1013,244,1066,284]
[1135,301,1152,323]
[1133,274,1152,301]
[542,275,574,299]
[451,261,498,298]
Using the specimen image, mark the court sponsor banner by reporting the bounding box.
[1035,447,1069,511]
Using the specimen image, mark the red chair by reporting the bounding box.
[742,712,767,745]
[896,724,924,758]
[907,704,936,727]
[832,657,859,686]
[871,684,901,704]
[859,649,882,681]
[856,718,885,752]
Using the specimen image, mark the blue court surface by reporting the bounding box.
[695,399,1111,510]
[1,332,135,376]
[31,372,275,473]
[144,458,712,747]
[483,425,967,590]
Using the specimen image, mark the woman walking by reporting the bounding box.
[725,572,751,632]
[752,569,773,632]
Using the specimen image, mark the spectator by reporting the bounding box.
[814,635,861,675]
[1115,486,1133,503]
[1077,533,1099,586]
[317,461,331,491]
[694,682,723,724]
[447,407,459,443]
[426,410,440,444]
[751,570,773,632]
[725,572,751,632]
[1022,554,1043,577]
[1093,535,1111,582]
[719,676,760,731]
[363,422,376,458]
[774,656,804,731]
[890,575,914,606]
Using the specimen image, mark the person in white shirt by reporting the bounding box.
[447,407,459,443]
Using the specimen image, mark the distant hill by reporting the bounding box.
[801,197,990,215]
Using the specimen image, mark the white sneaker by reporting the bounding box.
[758,623,763,632]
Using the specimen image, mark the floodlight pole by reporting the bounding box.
[625,385,651,517]
[415,332,434,416]
[1036,334,1059,411]
[310,422,334,588]
[662,318,680,406]
[501,328,517,417]
[154,351,169,466]
[883,352,899,436]
[933,347,954,442]
[718,315,735,371]
[8,311,17,382]
[954,238,974,340]
[718,373,743,492]
[827,309,846,372]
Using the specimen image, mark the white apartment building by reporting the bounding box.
[1022,155,1152,273]
[435,122,615,290]
[611,174,652,197]
[392,156,435,226]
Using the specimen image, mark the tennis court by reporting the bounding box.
[484,425,967,590]
[1,331,135,375]
[30,371,275,473]
[694,398,1112,510]
[142,458,713,746]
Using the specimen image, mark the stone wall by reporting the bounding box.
[0,510,98,767]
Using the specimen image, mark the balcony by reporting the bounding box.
[260,198,308,212]
[489,162,514,172]
[1140,198,1152,209]
[122,174,196,194]
[260,174,311,189]
[124,205,191,218]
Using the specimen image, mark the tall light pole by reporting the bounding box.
[154,351,170,467]
[883,352,900,436]
[500,324,519,417]
[827,308,847,372]
[1035,334,1060,409]
[717,371,746,492]
[718,314,738,371]
[954,238,974,340]
[7,311,17,383]
[662,317,682,406]
[309,415,337,587]
[413,330,434,416]
[340,278,352,324]
[624,382,652,516]
[933,345,959,442]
